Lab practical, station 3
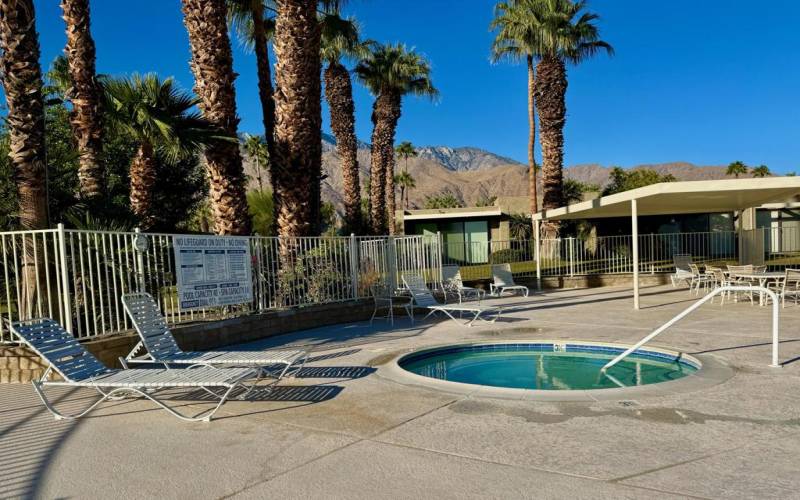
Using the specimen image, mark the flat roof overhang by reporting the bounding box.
[533,178,800,221]
[402,208,503,221]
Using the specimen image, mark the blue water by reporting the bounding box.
[400,344,697,390]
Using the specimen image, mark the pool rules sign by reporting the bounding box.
[173,235,253,310]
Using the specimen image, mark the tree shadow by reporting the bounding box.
[0,387,85,500]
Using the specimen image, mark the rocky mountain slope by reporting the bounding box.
[414,146,522,171]
[242,137,746,215]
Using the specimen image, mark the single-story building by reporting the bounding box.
[395,197,529,264]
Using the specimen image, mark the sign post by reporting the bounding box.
[173,235,253,310]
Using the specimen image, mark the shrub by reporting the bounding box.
[491,248,523,264]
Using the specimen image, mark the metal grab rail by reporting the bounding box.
[602,286,781,372]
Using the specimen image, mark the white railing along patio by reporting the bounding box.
[0,227,442,343]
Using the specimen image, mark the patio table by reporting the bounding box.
[730,272,784,305]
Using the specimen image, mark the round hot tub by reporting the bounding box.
[398,342,700,391]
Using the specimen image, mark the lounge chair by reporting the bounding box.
[121,293,308,385]
[490,264,529,297]
[671,254,694,287]
[10,318,253,422]
[441,265,485,303]
[402,273,501,327]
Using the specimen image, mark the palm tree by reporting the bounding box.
[0,0,48,231]
[270,0,324,237]
[355,43,438,234]
[60,0,104,200]
[726,161,748,178]
[321,12,369,234]
[227,0,277,199]
[394,171,416,209]
[395,141,417,174]
[525,0,612,237]
[181,0,251,235]
[104,74,227,230]
[751,164,771,178]
[242,133,269,191]
[490,1,542,218]
[1,0,49,318]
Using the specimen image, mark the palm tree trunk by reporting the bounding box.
[324,61,362,234]
[369,91,401,235]
[535,55,567,239]
[527,55,538,218]
[129,142,157,230]
[1,0,50,318]
[181,0,251,235]
[250,1,278,216]
[272,0,322,237]
[60,0,103,200]
[399,185,405,210]
[1,0,48,231]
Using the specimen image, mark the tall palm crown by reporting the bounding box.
[518,0,612,237]
[355,43,437,234]
[242,133,269,191]
[104,74,226,229]
[751,165,771,178]
[490,0,550,218]
[394,141,417,173]
[394,170,416,209]
[726,161,748,178]
[321,11,369,234]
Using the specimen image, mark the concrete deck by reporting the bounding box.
[2,284,800,499]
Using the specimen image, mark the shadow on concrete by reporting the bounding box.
[0,387,85,500]
[690,338,800,367]
[306,349,362,363]
[242,318,436,353]
[295,366,376,379]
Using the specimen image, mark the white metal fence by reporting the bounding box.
[3,225,798,343]
[442,228,800,282]
[0,227,442,343]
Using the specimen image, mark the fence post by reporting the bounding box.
[386,235,397,291]
[568,237,575,277]
[534,219,541,289]
[349,233,359,299]
[57,223,73,334]
[437,231,444,283]
[134,228,146,293]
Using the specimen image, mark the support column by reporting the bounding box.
[534,217,541,290]
[632,199,640,310]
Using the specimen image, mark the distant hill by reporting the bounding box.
[414,146,523,171]
[242,139,757,216]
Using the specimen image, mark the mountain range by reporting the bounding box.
[242,136,750,215]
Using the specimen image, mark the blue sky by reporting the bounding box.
[25,0,800,173]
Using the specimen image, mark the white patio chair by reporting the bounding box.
[707,266,753,306]
[121,293,308,387]
[490,263,529,297]
[402,273,502,327]
[688,263,714,295]
[441,265,485,303]
[369,283,413,325]
[10,318,253,422]
[671,254,694,288]
[768,269,800,307]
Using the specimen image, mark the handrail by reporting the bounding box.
[602,286,781,372]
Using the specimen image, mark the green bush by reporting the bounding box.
[491,248,523,264]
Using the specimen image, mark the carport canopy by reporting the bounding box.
[531,178,800,309]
